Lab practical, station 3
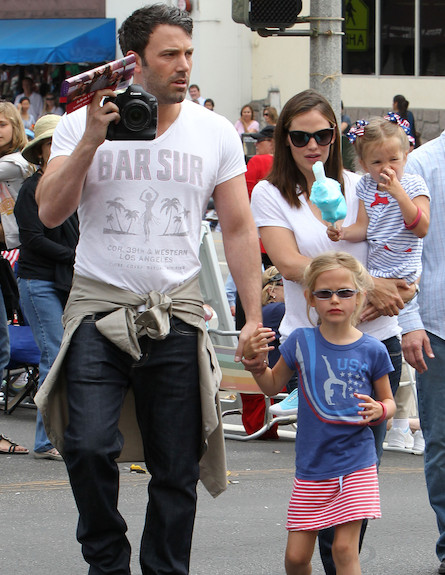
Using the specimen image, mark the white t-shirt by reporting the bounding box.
[251,170,401,342]
[50,100,246,294]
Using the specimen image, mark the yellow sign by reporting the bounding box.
[345,0,369,52]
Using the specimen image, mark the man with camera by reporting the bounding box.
[35,4,262,575]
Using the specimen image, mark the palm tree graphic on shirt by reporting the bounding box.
[104,193,189,237]
[104,197,140,235]
[160,197,189,236]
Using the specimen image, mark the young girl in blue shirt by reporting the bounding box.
[244,251,396,575]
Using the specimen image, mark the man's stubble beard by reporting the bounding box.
[139,62,188,106]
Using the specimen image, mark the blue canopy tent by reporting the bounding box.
[0,18,116,65]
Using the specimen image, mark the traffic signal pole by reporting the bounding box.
[233,0,344,125]
[309,1,343,128]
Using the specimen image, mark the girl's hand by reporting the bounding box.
[243,323,275,360]
[327,225,342,242]
[377,167,404,198]
[354,392,384,424]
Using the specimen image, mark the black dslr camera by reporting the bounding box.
[105,84,158,141]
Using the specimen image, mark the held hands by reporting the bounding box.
[241,323,275,376]
[243,323,276,359]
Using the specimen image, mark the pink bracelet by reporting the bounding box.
[368,401,387,426]
[404,206,422,230]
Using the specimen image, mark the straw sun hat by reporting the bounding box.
[22,114,61,165]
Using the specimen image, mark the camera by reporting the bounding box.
[105,84,158,141]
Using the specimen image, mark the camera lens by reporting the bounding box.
[122,101,152,131]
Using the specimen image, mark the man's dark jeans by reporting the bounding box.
[64,315,202,575]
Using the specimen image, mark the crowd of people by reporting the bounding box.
[1,3,444,575]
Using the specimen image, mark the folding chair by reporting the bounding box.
[2,323,40,414]
[198,222,297,440]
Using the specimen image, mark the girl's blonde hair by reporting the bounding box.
[354,116,410,162]
[0,101,28,156]
[303,251,374,326]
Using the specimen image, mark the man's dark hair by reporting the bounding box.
[118,3,193,59]
[189,84,200,91]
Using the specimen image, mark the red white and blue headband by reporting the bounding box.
[346,119,368,144]
[384,112,415,145]
[347,113,415,145]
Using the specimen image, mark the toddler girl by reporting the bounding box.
[328,114,430,286]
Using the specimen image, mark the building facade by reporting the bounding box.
[1,0,443,140]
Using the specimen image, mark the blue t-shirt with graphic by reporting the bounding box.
[280,327,393,480]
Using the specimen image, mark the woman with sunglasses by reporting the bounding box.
[263,106,278,126]
[249,89,414,575]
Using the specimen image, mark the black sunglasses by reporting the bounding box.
[263,112,269,116]
[288,128,335,148]
[312,288,358,300]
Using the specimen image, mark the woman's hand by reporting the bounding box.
[360,277,408,321]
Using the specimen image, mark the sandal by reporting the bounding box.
[0,433,29,455]
[33,447,63,461]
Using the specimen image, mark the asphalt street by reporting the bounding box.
[0,405,441,575]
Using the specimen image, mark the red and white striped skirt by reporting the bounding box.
[286,464,380,531]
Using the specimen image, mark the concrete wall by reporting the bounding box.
[106,0,253,124]
[193,1,253,123]
[103,0,444,133]
[344,107,445,143]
